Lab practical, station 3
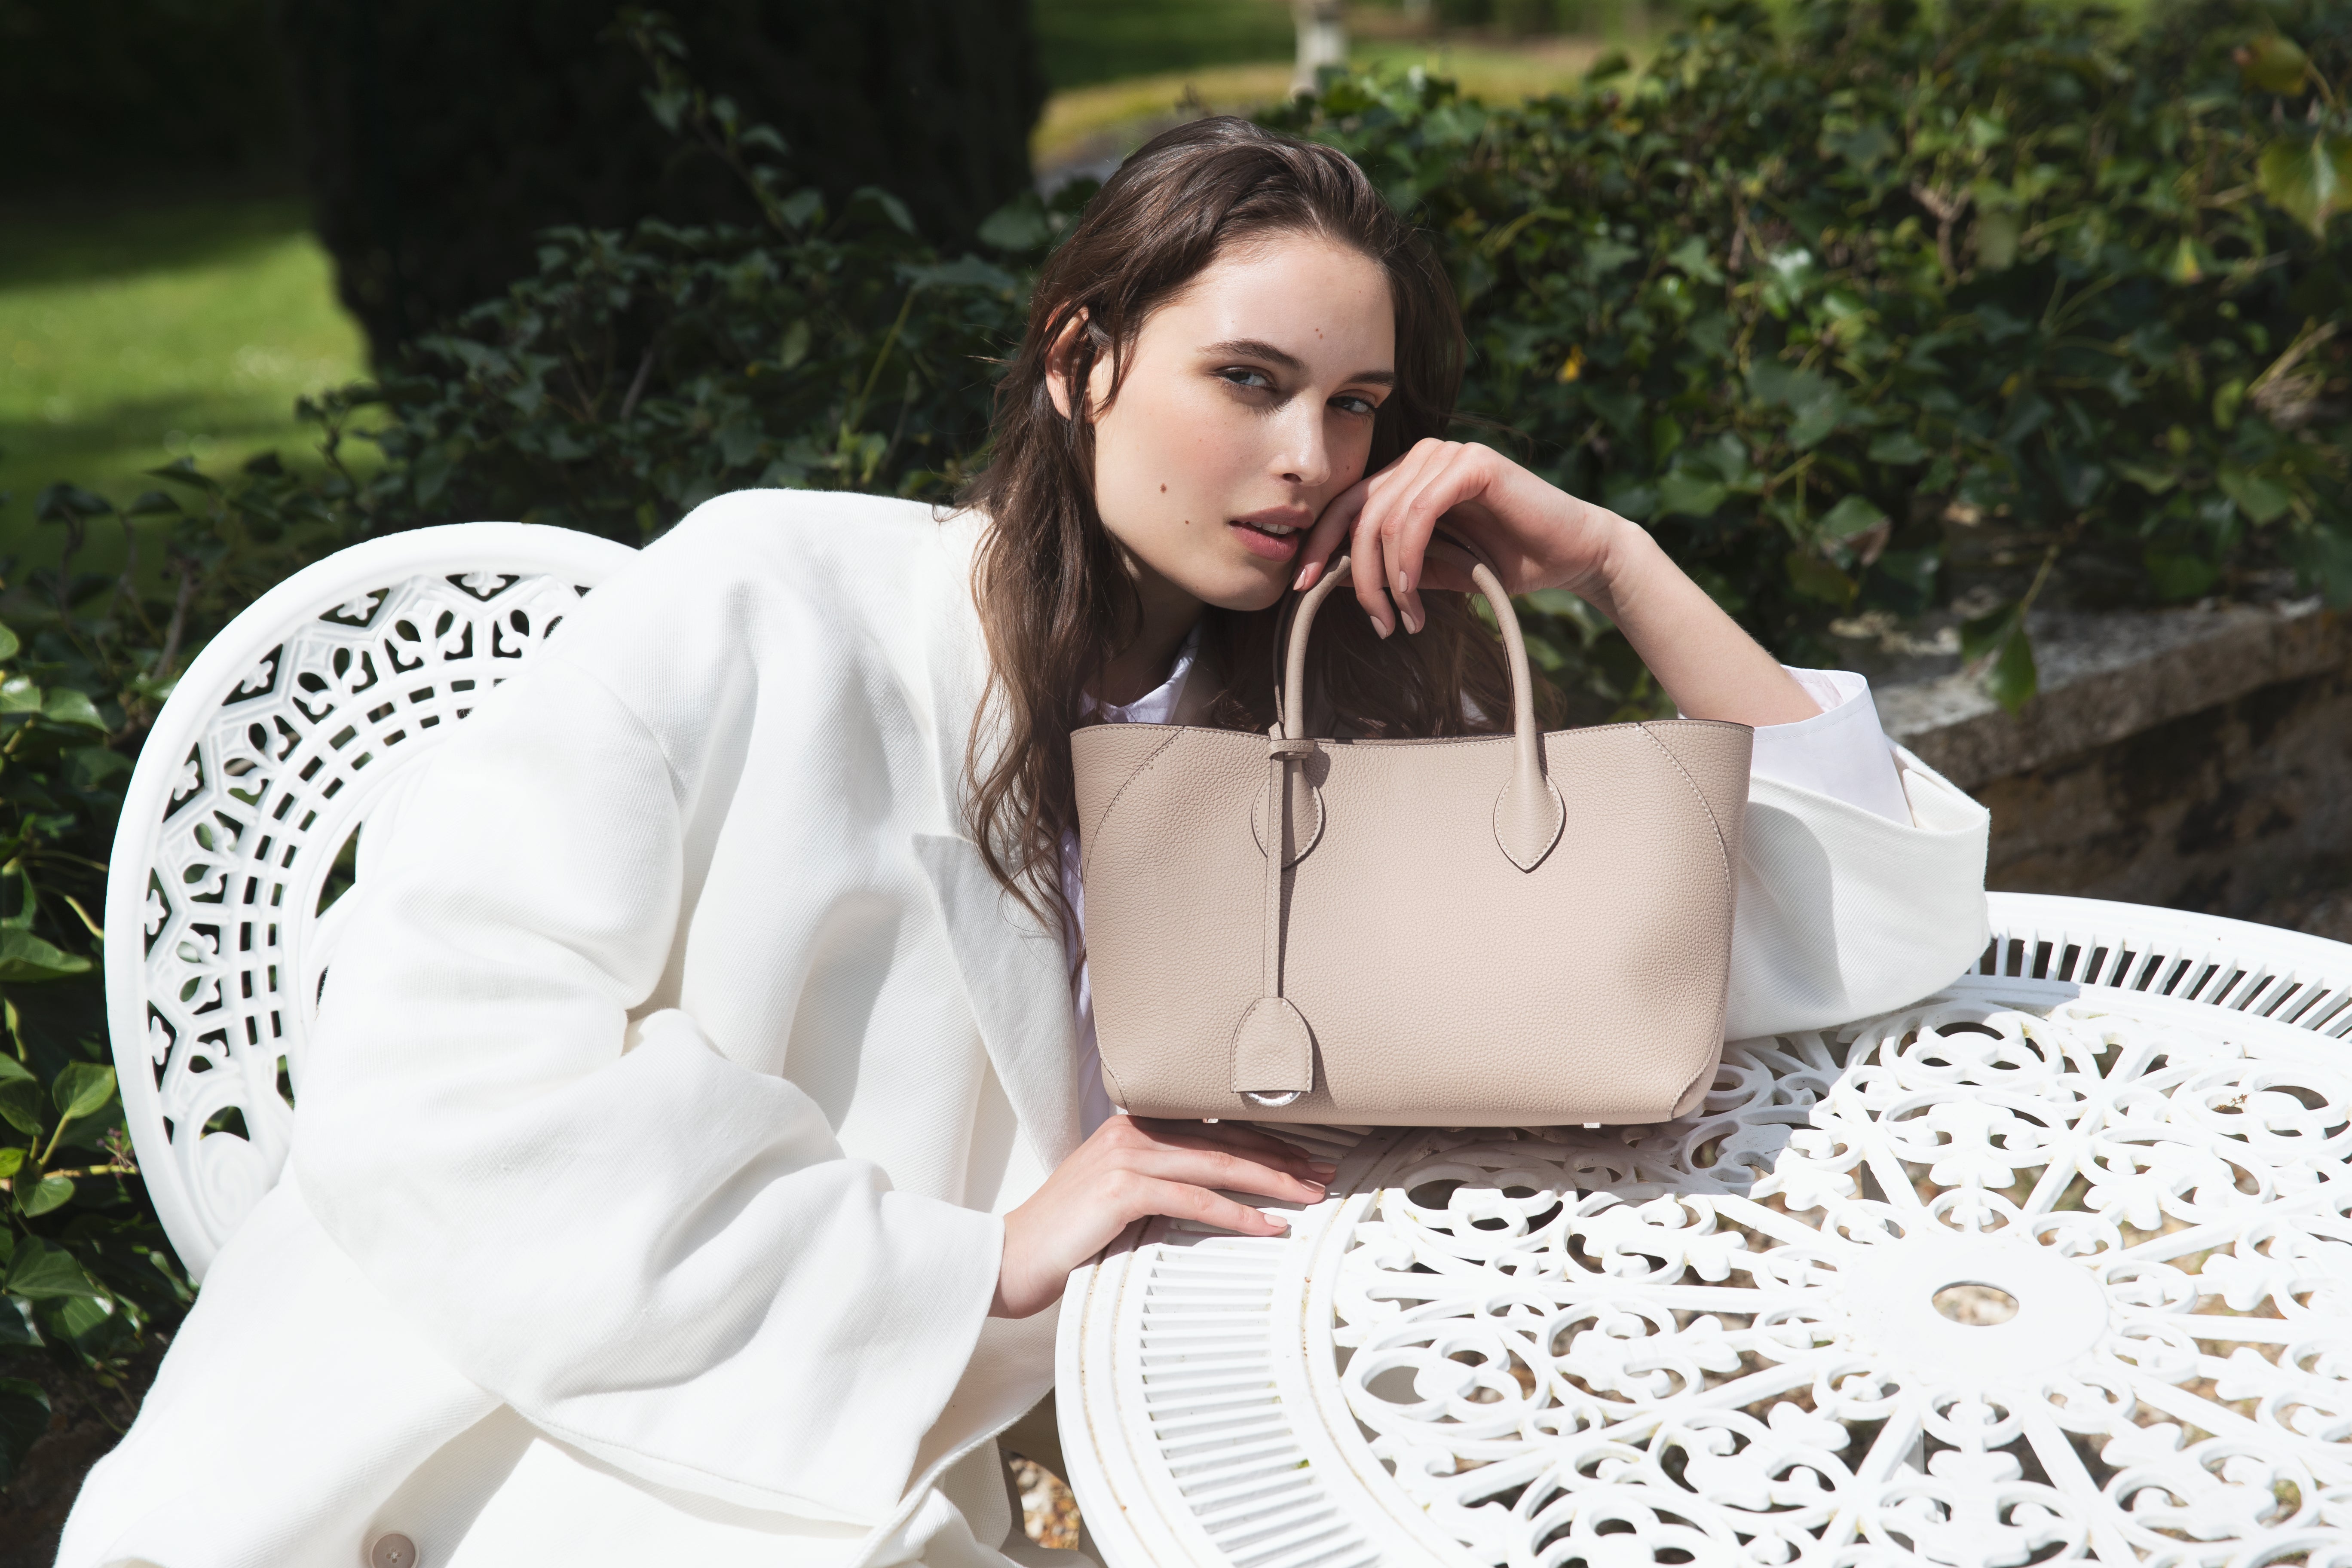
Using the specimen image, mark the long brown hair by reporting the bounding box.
[961,116,1545,933]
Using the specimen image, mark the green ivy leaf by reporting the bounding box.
[777,319,811,371]
[0,1377,50,1489]
[51,1062,116,1124]
[0,1148,20,1180]
[33,483,113,524]
[4,1239,106,1300]
[1784,550,1858,605]
[0,928,92,984]
[2144,546,2218,600]
[1976,210,2021,271]
[2240,33,2312,95]
[1986,621,2039,712]
[976,192,1054,254]
[40,1292,123,1356]
[40,688,107,730]
[17,1176,72,1218]
[0,674,43,714]
[122,489,184,518]
[1959,602,2020,665]
[2257,136,2352,238]
[141,455,222,493]
[2218,465,2295,525]
[2212,377,2247,430]
[1867,432,1929,465]
[0,1296,37,1351]
[0,1056,42,1136]
[1656,470,1730,518]
[1818,495,1890,541]
[0,622,18,662]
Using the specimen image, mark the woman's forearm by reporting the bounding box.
[1578,509,1821,727]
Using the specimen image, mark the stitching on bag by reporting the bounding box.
[1631,722,1735,897]
[1078,726,1185,886]
[1097,1045,1131,1110]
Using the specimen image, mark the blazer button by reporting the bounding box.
[369,1535,419,1568]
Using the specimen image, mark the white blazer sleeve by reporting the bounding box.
[288,638,1002,1522]
[1723,669,1991,1038]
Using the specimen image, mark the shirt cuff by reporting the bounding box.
[1749,668,1912,825]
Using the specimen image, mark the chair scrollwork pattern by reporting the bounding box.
[108,525,637,1278]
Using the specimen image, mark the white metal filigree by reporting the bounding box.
[106,524,636,1278]
[1062,913,2352,1568]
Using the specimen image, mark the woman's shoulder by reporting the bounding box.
[640,488,978,596]
[569,488,982,637]
[537,489,984,732]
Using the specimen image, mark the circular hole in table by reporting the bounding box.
[1932,1280,2021,1326]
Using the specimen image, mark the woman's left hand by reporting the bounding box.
[1294,438,1626,639]
[1295,436,1823,727]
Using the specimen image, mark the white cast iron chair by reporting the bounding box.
[106,524,637,1280]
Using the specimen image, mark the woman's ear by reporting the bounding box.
[1044,309,1091,421]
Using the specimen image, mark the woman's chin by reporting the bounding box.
[1191,555,1294,613]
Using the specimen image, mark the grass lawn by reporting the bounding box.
[1033,0,1299,87]
[0,195,370,585]
[2,10,1632,595]
[1034,35,1629,170]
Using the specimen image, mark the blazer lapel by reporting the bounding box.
[909,512,1084,1162]
[910,832,1082,1165]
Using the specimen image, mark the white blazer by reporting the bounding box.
[61,490,1990,1568]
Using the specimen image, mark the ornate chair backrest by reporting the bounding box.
[105,524,638,1280]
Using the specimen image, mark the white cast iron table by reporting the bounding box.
[1057,894,2352,1568]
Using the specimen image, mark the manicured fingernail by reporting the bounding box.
[1394,569,1411,596]
[1308,1161,1338,1178]
[1294,562,1319,590]
[1401,605,1423,635]
[1374,617,1393,639]
[1265,1211,1290,1230]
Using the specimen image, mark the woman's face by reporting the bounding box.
[1056,231,1396,614]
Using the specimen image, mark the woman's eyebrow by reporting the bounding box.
[1204,338,1396,386]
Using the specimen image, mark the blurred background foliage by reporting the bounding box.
[1,0,2349,1506]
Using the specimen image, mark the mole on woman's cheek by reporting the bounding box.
[1161,484,1168,492]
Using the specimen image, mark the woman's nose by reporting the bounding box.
[1274,409,1333,488]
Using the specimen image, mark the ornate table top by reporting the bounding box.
[1059,966,2352,1568]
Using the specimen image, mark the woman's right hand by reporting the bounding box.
[992,1115,1336,1318]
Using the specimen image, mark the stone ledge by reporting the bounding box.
[1872,596,2348,790]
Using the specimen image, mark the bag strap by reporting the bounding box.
[1230,542,1567,1106]
[1280,542,1564,870]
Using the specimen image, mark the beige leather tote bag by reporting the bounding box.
[1071,544,1753,1125]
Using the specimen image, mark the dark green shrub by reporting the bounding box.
[1269,0,2352,707]
[0,465,349,1488]
[0,0,294,196]
[335,0,2352,710]
[277,0,1047,357]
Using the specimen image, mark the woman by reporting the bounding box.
[62,119,1986,1566]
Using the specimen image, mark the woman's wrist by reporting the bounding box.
[1553,499,1642,621]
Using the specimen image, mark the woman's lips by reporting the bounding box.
[1228,516,1306,562]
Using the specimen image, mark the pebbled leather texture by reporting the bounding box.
[1072,545,1755,1125]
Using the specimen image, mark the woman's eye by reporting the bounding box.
[1332,393,1378,416]
[1217,367,1275,391]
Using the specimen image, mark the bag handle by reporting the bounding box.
[1230,540,1566,1107]
[1280,541,1565,870]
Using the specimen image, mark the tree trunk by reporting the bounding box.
[1291,0,1348,96]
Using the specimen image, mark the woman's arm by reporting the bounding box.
[1296,438,1821,728]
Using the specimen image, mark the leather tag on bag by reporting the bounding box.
[1231,995,1314,1097]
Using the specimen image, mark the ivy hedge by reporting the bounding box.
[4,0,2349,1490]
